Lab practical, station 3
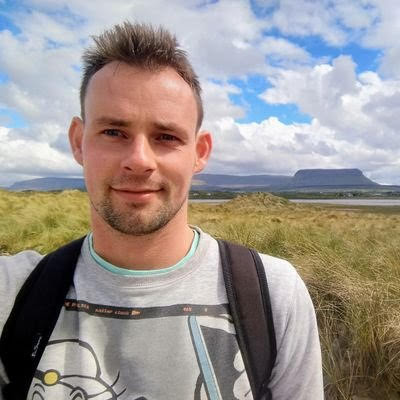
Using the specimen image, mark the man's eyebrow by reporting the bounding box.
[93,117,188,135]
[153,121,186,134]
[94,117,131,127]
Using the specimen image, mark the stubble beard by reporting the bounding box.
[93,188,187,236]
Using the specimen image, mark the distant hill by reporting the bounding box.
[6,169,395,192]
[192,173,292,189]
[8,177,86,191]
[291,169,379,189]
[193,169,381,191]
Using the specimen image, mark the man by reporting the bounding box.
[0,22,324,399]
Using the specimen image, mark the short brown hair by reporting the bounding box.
[80,22,203,130]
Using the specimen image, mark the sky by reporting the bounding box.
[0,0,400,186]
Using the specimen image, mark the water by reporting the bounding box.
[190,198,400,206]
[290,199,400,206]
[189,199,231,204]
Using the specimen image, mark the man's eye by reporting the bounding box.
[159,133,177,141]
[103,129,122,137]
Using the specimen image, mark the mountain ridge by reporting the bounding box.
[292,169,378,188]
[6,169,394,192]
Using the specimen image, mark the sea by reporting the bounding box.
[290,199,400,206]
[189,198,400,206]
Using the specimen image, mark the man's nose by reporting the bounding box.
[121,135,157,173]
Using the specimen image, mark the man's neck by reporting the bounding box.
[90,212,194,271]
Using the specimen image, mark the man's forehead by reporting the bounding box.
[87,62,189,93]
[83,62,198,133]
[95,61,150,79]
[85,63,196,111]
[83,61,200,132]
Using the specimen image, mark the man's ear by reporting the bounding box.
[68,117,84,166]
[194,131,212,174]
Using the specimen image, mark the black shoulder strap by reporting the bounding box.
[0,236,85,400]
[217,239,277,400]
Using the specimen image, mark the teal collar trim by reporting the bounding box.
[88,230,199,277]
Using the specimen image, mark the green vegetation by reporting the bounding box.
[189,190,236,199]
[190,193,400,399]
[1,190,399,399]
[188,189,400,200]
[0,190,90,254]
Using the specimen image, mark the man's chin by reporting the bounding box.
[92,191,188,236]
[99,202,175,236]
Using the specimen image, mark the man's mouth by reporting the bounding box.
[110,187,162,202]
[113,187,161,193]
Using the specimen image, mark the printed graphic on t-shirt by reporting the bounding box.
[29,339,128,400]
[27,300,253,400]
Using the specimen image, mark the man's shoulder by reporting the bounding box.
[0,249,44,280]
[199,229,299,286]
[257,251,308,306]
[258,252,299,289]
[201,228,304,307]
[0,250,44,329]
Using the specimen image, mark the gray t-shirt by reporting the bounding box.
[0,228,324,399]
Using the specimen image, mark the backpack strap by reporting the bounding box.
[217,239,277,400]
[0,236,85,400]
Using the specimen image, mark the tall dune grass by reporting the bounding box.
[191,193,400,399]
[1,190,399,399]
[0,190,90,254]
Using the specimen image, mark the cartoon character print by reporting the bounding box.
[26,314,251,399]
[28,339,136,400]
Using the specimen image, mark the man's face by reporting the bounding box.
[69,62,211,235]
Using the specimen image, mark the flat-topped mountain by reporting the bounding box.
[291,169,379,188]
[193,169,380,190]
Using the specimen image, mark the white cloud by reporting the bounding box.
[20,0,311,78]
[13,10,78,44]
[202,80,245,123]
[0,126,81,186]
[363,0,400,48]
[358,0,400,79]
[0,26,81,128]
[264,0,380,47]
[206,117,252,174]
[260,36,311,67]
[334,0,378,30]
[268,0,348,46]
[261,55,400,150]
[209,117,342,175]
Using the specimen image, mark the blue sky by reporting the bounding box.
[229,75,312,124]
[0,0,400,185]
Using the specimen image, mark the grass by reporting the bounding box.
[0,190,90,254]
[1,190,399,399]
[190,193,400,399]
